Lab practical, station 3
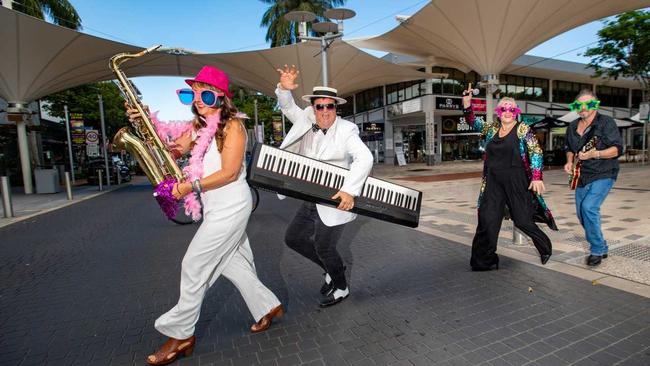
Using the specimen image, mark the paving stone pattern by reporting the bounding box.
[0,186,649,365]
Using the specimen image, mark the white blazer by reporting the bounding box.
[276,87,373,227]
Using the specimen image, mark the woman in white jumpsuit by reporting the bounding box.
[134,66,283,365]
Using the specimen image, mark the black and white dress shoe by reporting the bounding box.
[319,287,349,307]
[320,273,333,295]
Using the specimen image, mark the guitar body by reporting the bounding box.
[569,137,597,190]
[569,161,582,190]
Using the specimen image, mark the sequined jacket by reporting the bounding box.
[463,107,557,230]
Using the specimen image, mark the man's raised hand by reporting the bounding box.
[276,64,300,91]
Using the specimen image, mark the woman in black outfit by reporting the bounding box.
[462,87,557,271]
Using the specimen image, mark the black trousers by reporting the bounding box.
[471,167,552,269]
[284,202,347,289]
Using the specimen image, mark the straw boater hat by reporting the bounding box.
[301,86,347,104]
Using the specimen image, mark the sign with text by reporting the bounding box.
[441,115,484,134]
[85,129,100,157]
[70,113,85,145]
[362,122,384,132]
[435,96,486,111]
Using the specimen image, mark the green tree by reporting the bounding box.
[43,82,129,138]
[231,85,287,142]
[260,0,346,47]
[10,0,82,29]
[584,10,650,104]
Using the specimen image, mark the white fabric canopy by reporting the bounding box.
[0,6,430,104]
[350,0,650,76]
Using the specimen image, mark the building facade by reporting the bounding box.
[341,54,645,165]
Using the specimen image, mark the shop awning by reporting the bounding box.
[349,0,650,76]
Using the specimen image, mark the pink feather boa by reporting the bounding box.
[150,111,248,221]
[181,114,221,221]
[150,112,194,145]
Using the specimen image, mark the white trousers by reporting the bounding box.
[155,200,281,339]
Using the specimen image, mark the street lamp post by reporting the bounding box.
[98,94,111,186]
[284,8,356,87]
[63,105,76,184]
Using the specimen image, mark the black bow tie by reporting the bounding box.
[312,124,328,135]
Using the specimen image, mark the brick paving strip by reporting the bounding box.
[381,163,650,297]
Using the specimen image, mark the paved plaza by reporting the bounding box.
[1,163,649,366]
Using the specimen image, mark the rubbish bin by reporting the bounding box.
[34,169,61,194]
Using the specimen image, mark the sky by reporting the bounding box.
[61,0,617,121]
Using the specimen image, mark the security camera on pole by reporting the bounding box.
[284,8,356,87]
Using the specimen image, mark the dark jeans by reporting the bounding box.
[284,202,347,289]
[471,167,552,269]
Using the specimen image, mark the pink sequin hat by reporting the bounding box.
[185,65,233,98]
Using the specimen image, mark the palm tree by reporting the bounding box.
[9,0,82,30]
[260,0,346,47]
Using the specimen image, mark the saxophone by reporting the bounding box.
[110,45,185,219]
[110,45,183,184]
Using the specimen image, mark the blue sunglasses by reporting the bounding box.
[176,88,223,107]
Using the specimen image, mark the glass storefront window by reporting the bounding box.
[552,80,592,103]
[442,135,482,161]
[356,86,383,113]
[499,74,549,101]
[385,80,425,105]
[631,89,643,109]
[597,85,629,108]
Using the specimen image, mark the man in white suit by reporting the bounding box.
[276,65,373,307]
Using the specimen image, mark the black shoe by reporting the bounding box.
[587,255,603,266]
[320,275,333,295]
[471,261,499,271]
[540,254,551,265]
[602,253,608,259]
[319,287,349,307]
[320,266,346,295]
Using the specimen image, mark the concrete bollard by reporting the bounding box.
[64,172,73,200]
[98,170,103,191]
[513,226,526,245]
[1,176,13,218]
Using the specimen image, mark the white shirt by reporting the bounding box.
[299,128,326,158]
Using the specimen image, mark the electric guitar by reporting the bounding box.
[569,136,597,190]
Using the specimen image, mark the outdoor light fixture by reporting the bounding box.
[324,8,356,33]
[283,8,357,87]
[284,10,316,38]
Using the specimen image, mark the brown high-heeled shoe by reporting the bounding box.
[146,336,195,365]
[251,305,284,333]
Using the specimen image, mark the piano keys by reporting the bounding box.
[247,144,422,228]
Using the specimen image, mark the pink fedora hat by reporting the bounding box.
[185,65,233,98]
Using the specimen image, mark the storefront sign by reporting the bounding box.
[435,97,486,111]
[471,99,486,112]
[362,122,384,132]
[436,97,462,110]
[70,113,85,145]
[441,115,484,134]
